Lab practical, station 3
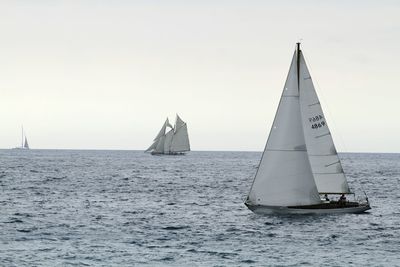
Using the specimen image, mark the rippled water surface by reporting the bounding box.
[0,150,399,266]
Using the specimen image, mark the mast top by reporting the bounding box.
[296,42,301,89]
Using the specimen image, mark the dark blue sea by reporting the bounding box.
[0,150,399,266]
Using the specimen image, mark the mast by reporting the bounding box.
[296,42,301,90]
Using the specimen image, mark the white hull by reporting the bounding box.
[12,147,29,150]
[246,203,371,215]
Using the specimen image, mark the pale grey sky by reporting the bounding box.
[1,0,399,152]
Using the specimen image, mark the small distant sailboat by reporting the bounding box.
[245,43,370,214]
[146,114,190,155]
[13,126,30,150]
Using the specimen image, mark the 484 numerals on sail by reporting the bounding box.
[309,115,326,129]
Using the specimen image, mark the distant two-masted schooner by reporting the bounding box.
[146,114,190,155]
[245,43,370,214]
[13,126,30,150]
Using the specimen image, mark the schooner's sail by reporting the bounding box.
[298,53,350,194]
[154,118,170,141]
[163,129,174,154]
[145,141,157,153]
[145,118,171,152]
[170,115,190,153]
[154,135,166,154]
[146,115,190,155]
[245,43,370,214]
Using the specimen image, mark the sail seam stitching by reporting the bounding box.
[315,132,331,138]
[308,102,320,106]
[309,154,338,156]
[266,149,307,152]
[324,161,340,167]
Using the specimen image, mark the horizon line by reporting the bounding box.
[0,148,397,154]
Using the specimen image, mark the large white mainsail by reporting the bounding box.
[247,50,321,207]
[299,53,350,194]
[170,115,190,153]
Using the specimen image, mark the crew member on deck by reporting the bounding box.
[339,194,346,205]
[324,194,329,201]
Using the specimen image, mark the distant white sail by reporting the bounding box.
[146,115,190,154]
[145,140,158,152]
[247,51,321,207]
[13,125,30,150]
[299,53,350,194]
[154,135,166,154]
[153,118,170,141]
[24,137,29,149]
[164,129,174,153]
[170,115,190,153]
[146,119,169,153]
[174,115,185,132]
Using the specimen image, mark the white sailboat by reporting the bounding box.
[13,126,30,150]
[145,115,190,155]
[245,43,370,214]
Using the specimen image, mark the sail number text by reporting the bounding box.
[309,115,326,129]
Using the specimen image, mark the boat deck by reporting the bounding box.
[288,201,362,209]
[245,201,371,214]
